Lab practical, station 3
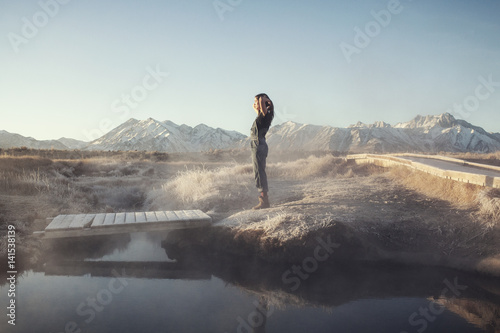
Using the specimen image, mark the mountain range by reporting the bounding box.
[85,118,246,152]
[0,130,84,150]
[1,113,500,153]
[248,113,500,153]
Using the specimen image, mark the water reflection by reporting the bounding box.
[87,232,177,262]
[1,232,499,333]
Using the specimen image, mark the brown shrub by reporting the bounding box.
[476,188,500,227]
[0,156,53,172]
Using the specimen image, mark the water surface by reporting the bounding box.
[1,232,499,333]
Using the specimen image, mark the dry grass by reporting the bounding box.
[145,155,384,213]
[447,151,500,161]
[0,156,151,201]
[0,156,170,234]
[0,168,52,195]
[0,147,169,161]
[269,155,350,179]
[444,151,500,167]
[233,212,333,243]
[476,188,500,228]
[51,157,147,178]
[146,164,255,212]
[0,155,54,169]
[0,156,61,196]
[269,154,383,179]
[0,154,172,239]
[387,166,500,228]
[0,154,176,266]
[387,166,482,206]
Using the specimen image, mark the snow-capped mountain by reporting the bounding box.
[2,113,499,153]
[239,113,500,153]
[0,130,79,150]
[85,118,246,152]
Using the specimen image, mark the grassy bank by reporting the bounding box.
[0,154,180,269]
[387,165,500,229]
[148,154,500,276]
[1,150,499,278]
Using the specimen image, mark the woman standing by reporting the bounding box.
[251,93,274,210]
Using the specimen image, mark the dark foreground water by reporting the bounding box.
[1,232,499,333]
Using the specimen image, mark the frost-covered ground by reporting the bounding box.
[1,152,499,276]
[146,155,500,276]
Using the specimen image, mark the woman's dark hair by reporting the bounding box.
[255,93,274,125]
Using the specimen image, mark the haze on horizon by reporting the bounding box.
[1,0,499,141]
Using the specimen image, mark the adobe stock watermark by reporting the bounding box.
[82,64,169,141]
[6,225,17,326]
[274,105,297,124]
[227,297,274,333]
[213,0,243,21]
[50,268,129,333]
[227,235,339,332]
[339,0,411,64]
[446,74,500,119]
[282,234,340,292]
[400,277,468,333]
[7,0,72,54]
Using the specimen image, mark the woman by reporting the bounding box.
[250,93,274,210]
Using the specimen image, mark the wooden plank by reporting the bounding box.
[114,213,126,225]
[68,214,88,229]
[52,215,69,230]
[103,213,116,226]
[125,212,135,224]
[45,215,67,230]
[145,211,157,222]
[182,210,199,220]
[190,210,203,219]
[200,211,211,219]
[135,212,147,223]
[82,214,95,228]
[58,215,77,230]
[41,210,212,238]
[40,210,213,238]
[165,211,178,221]
[91,213,106,227]
[154,211,168,222]
[174,210,189,221]
[193,210,210,220]
[42,221,210,238]
[53,215,69,229]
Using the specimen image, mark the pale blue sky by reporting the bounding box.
[1,0,499,141]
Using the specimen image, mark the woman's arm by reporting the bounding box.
[258,96,269,116]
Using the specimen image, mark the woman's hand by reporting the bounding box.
[253,96,271,116]
[253,97,262,115]
[253,103,260,115]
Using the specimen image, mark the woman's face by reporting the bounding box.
[253,97,260,111]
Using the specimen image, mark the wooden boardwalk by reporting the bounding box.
[37,210,211,239]
[346,153,500,188]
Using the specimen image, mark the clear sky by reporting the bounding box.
[1,0,499,141]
